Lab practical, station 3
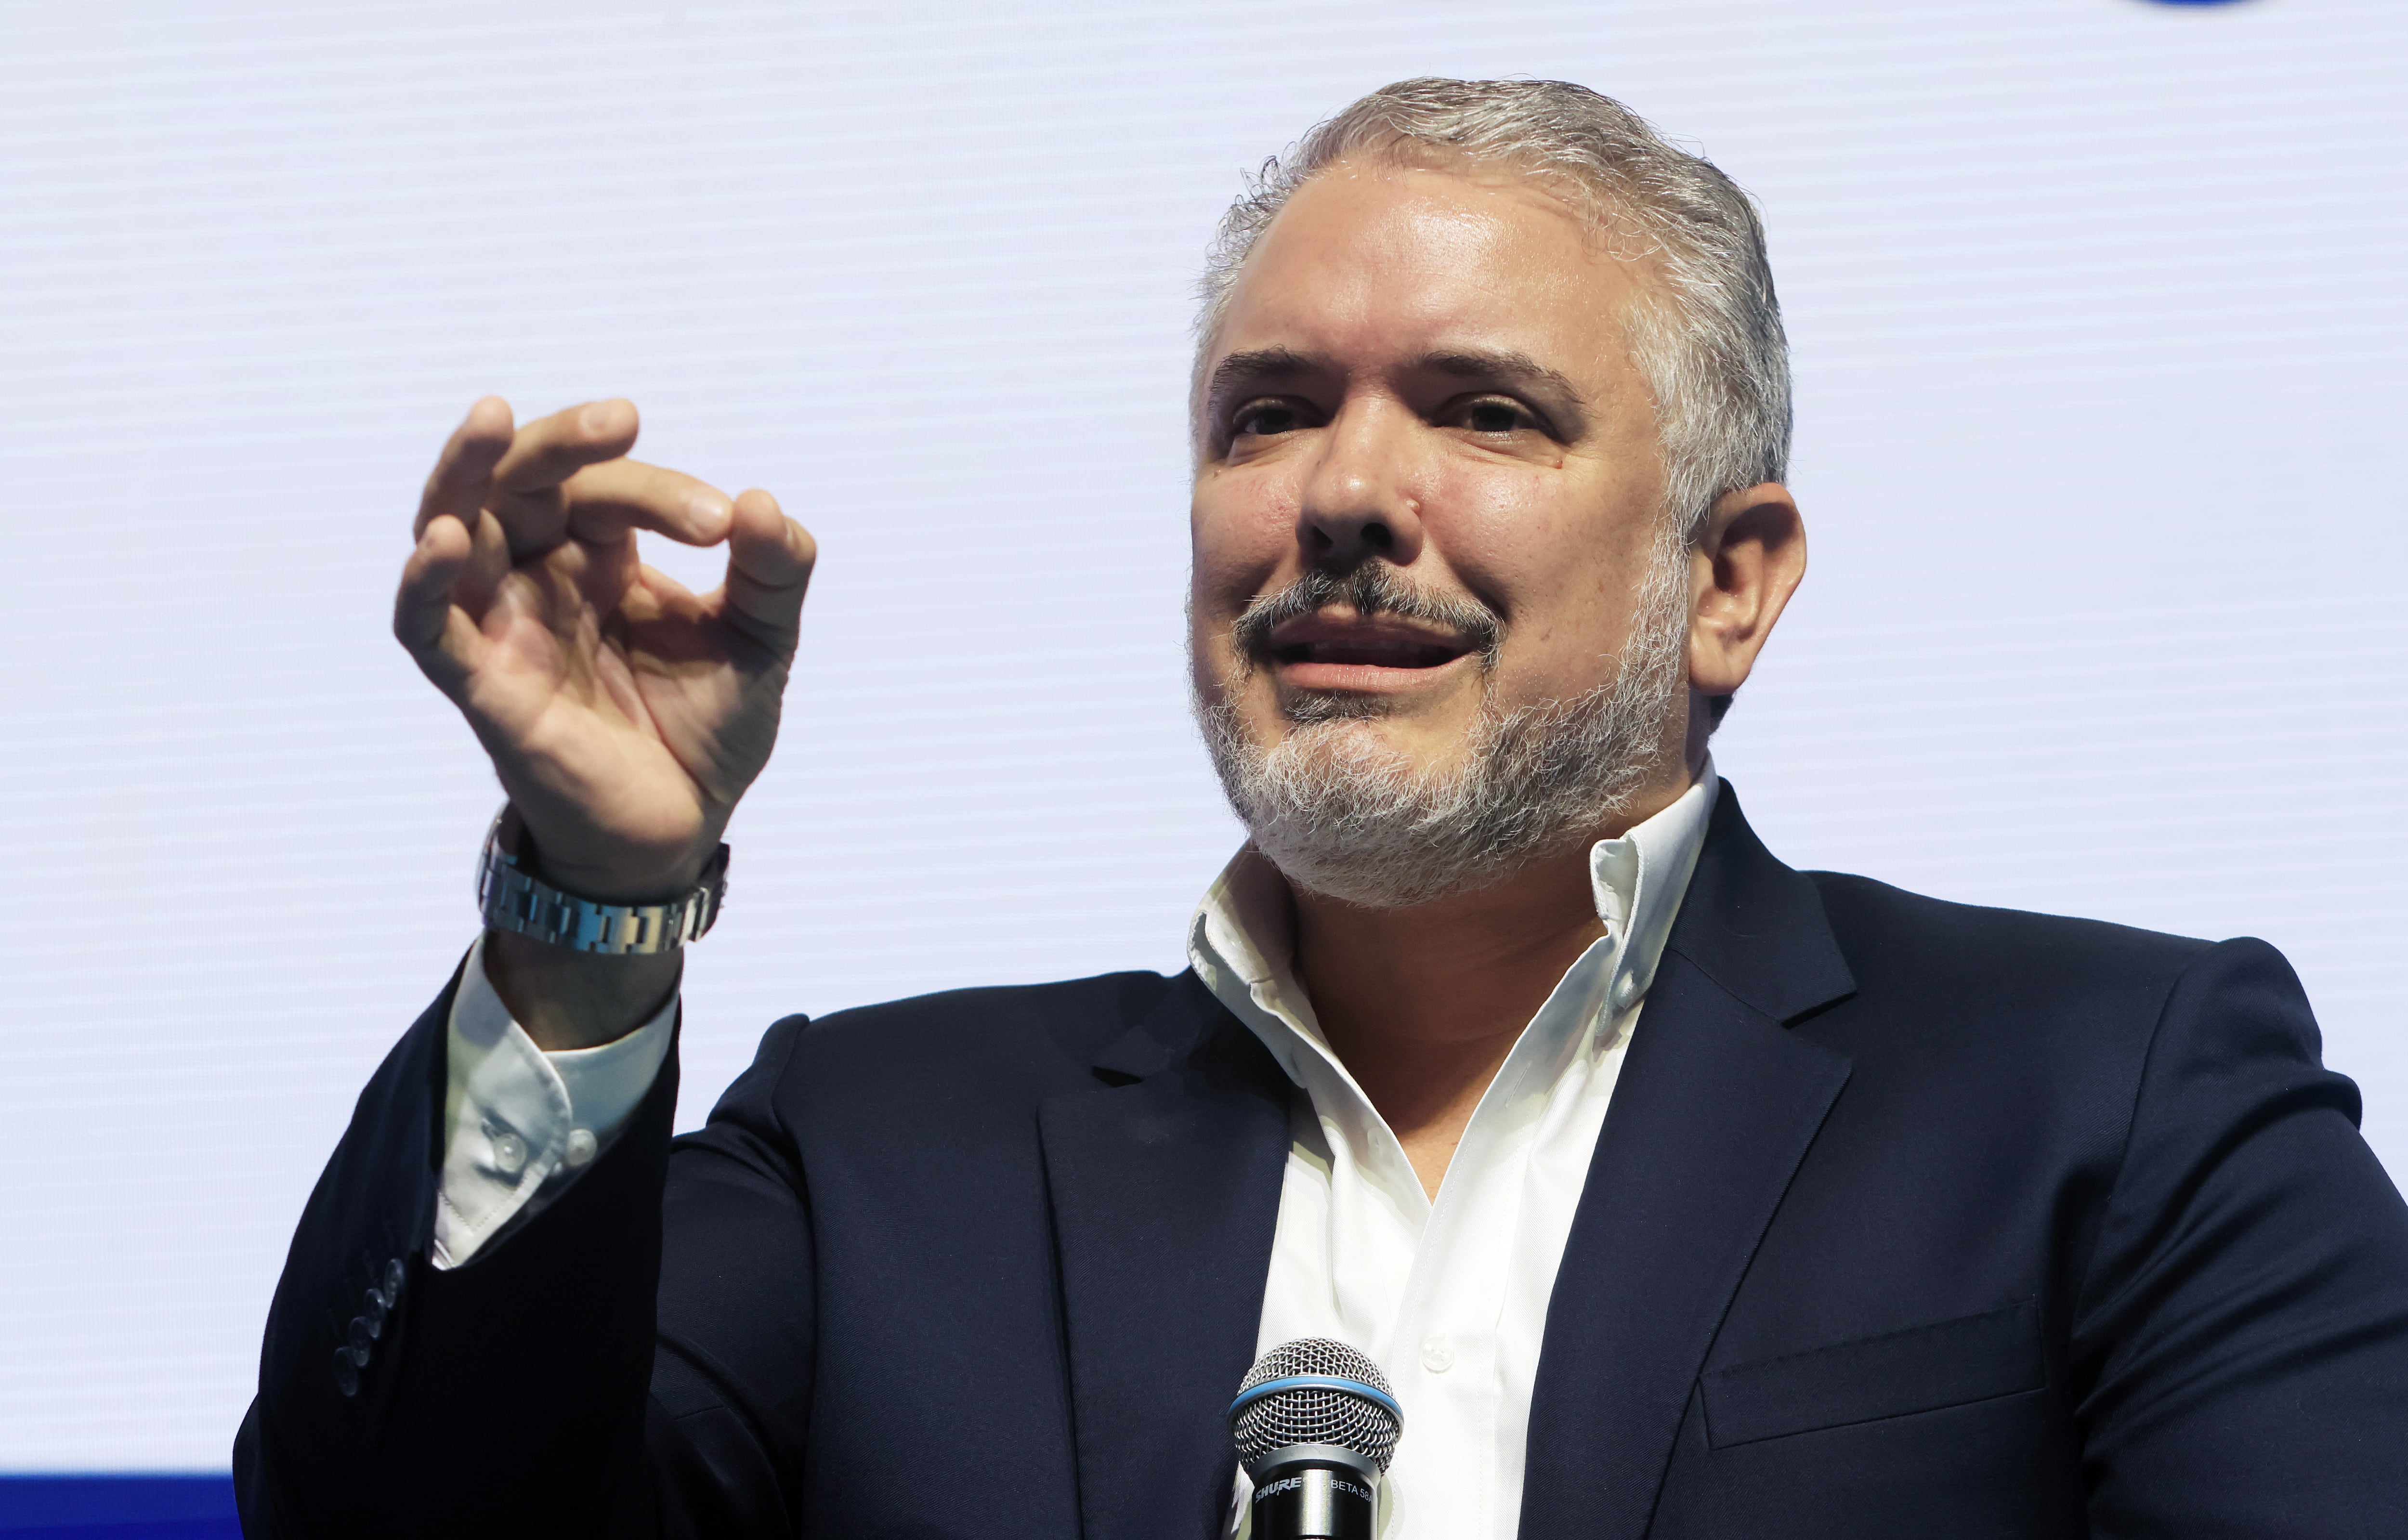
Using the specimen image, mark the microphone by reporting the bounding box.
[1228,1338,1402,1540]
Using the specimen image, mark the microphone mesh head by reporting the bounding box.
[1230,1338,1401,1474]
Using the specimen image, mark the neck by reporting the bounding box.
[1287,767,1694,1198]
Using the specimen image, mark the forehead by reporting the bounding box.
[1211,159,1647,372]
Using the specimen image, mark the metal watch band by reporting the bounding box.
[475,808,729,955]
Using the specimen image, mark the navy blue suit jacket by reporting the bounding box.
[236,789,2408,1537]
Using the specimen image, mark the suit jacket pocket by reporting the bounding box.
[1701,1299,2044,1449]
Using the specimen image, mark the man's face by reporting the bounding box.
[1190,157,1682,819]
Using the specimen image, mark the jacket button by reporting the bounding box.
[333,1349,359,1398]
[349,1317,375,1360]
[385,1258,406,1298]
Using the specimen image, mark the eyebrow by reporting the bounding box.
[1208,346,1326,402]
[1205,345,1592,438]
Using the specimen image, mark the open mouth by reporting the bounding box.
[1266,613,1478,672]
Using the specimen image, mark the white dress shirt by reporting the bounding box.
[433,768,1720,1540]
[431,933,674,1268]
[1191,769,1717,1538]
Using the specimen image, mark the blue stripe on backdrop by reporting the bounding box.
[0,1477,238,1538]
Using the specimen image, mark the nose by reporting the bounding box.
[1297,399,1426,572]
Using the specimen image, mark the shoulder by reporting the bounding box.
[1780,873,2347,1214]
[1804,868,2226,1018]
[766,968,1189,1102]
[1789,870,2320,1103]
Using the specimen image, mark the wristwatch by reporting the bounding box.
[475,806,729,954]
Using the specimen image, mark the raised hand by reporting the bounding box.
[395,395,814,929]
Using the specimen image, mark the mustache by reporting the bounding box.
[1228,562,1505,671]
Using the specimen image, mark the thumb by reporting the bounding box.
[720,488,817,654]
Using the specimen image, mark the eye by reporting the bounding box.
[1230,400,1312,439]
[1455,396,1540,435]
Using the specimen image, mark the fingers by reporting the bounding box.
[415,396,514,540]
[464,398,638,557]
[405,395,770,686]
[720,489,817,650]
[393,509,487,693]
[478,399,738,558]
[492,398,641,494]
[560,458,736,547]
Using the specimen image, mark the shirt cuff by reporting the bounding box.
[432,934,677,1269]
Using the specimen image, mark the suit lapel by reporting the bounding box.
[1520,788,1857,1540]
[1040,972,1294,1540]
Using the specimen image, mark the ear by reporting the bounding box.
[1688,482,1807,701]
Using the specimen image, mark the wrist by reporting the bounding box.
[484,929,681,1052]
[480,807,729,956]
[471,805,723,1047]
[494,805,719,902]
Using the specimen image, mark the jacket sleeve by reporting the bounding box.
[2074,936,2408,1539]
[232,964,821,1538]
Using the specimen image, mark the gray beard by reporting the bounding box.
[1196,535,1691,910]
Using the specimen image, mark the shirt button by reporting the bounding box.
[1420,1334,1454,1373]
[491,1130,528,1177]
[563,1127,598,1168]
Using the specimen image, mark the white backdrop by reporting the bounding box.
[2,0,2401,1472]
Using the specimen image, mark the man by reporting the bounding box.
[236,78,2408,1538]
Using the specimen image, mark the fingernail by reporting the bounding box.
[688,490,733,526]
[581,402,617,435]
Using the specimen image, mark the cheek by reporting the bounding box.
[1423,466,1651,692]
[1190,470,1297,614]
[1422,463,1609,616]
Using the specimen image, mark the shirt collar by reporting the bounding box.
[1188,759,1723,1073]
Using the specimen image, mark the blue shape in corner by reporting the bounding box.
[2143,0,2254,6]
[0,1476,238,1538]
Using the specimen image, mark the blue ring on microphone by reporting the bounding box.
[1227,1374,1404,1423]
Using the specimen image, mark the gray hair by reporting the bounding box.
[1196,77,1790,545]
